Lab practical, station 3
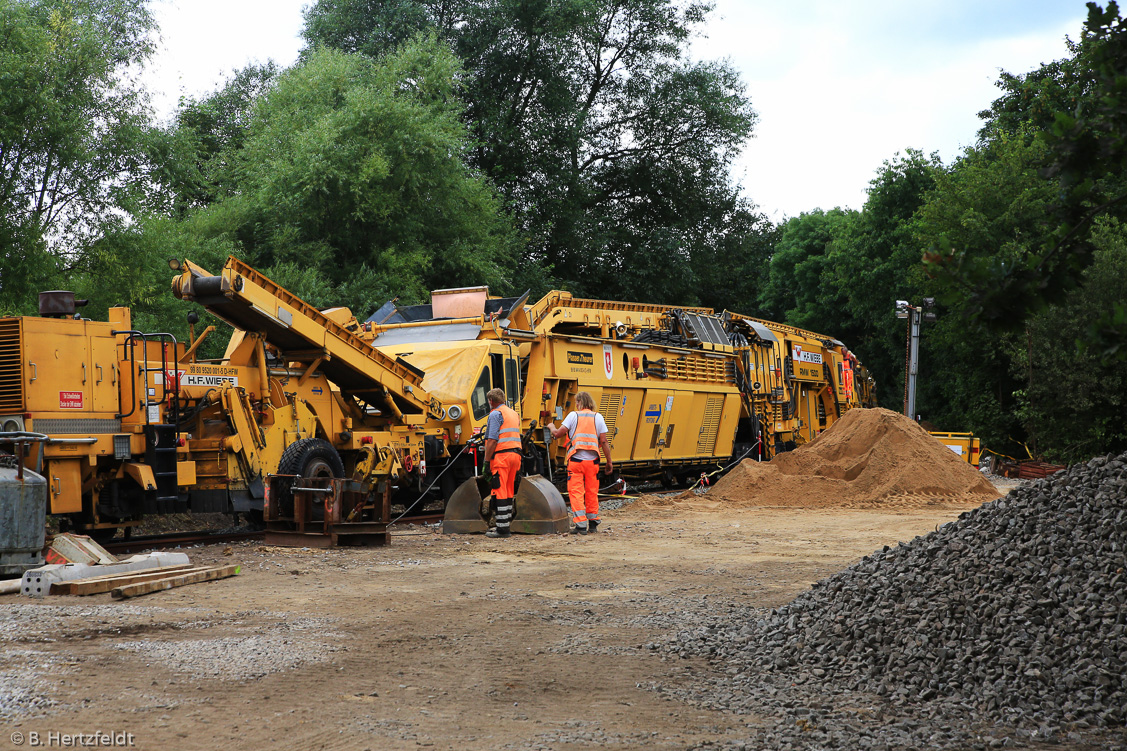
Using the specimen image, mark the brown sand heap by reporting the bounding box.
[675,407,998,509]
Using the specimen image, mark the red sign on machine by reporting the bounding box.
[59,391,83,409]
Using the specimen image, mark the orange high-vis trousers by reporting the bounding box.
[491,450,522,532]
[567,459,600,528]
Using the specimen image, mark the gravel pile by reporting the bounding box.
[667,451,1127,749]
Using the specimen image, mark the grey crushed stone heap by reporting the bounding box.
[670,451,1127,748]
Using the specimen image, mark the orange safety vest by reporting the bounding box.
[566,410,600,462]
[493,404,523,452]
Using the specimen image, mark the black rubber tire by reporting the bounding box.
[277,438,344,522]
[278,438,345,480]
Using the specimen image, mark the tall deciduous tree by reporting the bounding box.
[174,37,518,310]
[148,62,281,217]
[927,2,1127,357]
[757,152,940,410]
[1009,219,1127,460]
[0,0,156,312]
[757,208,858,331]
[301,0,758,302]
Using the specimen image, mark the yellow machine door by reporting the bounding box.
[660,390,690,458]
[632,390,670,461]
[88,331,119,414]
[689,392,726,458]
[22,319,89,414]
[597,388,639,464]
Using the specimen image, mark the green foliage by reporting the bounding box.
[301,0,759,303]
[71,216,231,333]
[926,2,1127,351]
[757,151,941,410]
[757,208,858,330]
[908,138,1056,449]
[161,38,518,314]
[976,39,1088,141]
[148,62,281,215]
[692,202,780,315]
[0,0,157,277]
[1008,219,1127,460]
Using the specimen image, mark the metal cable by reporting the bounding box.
[387,440,481,527]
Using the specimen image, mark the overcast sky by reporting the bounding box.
[143,0,1087,220]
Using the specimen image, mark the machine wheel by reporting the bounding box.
[278,438,345,481]
[277,438,345,521]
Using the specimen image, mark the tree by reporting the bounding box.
[976,39,1089,142]
[166,37,517,310]
[692,200,779,315]
[148,62,281,216]
[927,2,1127,355]
[1009,219,1127,460]
[0,0,157,312]
[755,152,940,409]
[756,208,858,330]
[301,0,757,301]
[908,137,1052,445]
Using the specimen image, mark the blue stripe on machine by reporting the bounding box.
[644,408,660,417]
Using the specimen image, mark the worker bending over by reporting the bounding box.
[549,391,614,534]
[482,388,522,538]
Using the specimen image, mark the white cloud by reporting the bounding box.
[702,2,1084,219]
[143,0,307,121]
[139,0,1086,219]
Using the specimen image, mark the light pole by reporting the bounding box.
[895,298,937,419]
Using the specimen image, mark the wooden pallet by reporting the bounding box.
[1018,461,1066,479]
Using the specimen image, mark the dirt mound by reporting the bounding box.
[642,408,999,510]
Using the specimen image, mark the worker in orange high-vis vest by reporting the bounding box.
[548,391,613,535]
[482,388,523,538]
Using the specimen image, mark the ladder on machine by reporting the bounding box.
[114,330,182,513]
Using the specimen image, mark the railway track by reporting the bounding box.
[99,513,447,553]
[102,530,266,554]
[389,513,445,527]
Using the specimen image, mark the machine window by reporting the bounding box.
[505,358,518,405]
[471,367,491,420]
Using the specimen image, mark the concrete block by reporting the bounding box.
[19,552,191,598]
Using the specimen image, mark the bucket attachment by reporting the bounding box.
[441,476,490,534]
[442,474,570,535]
[511,475,571,534]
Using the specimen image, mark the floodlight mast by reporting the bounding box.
[898,299,937,419]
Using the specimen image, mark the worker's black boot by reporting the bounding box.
[571,525,588,535]
[486,527,511,538]
[588,520,599,534]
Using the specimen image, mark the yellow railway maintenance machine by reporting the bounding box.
[169,257,444,539]
[0,291,188,539]
[0,261,875,539]
[0,260,443,540]
[350,287,875,530]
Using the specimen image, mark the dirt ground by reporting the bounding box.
[1,497,990,751]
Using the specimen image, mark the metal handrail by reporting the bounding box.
[112,330,179,423]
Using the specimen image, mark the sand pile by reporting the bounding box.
[646,408,999,509]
